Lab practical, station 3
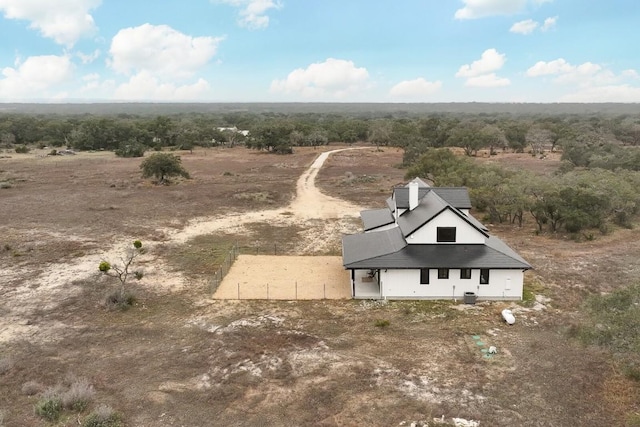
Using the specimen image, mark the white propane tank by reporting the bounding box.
[501,309,515,325]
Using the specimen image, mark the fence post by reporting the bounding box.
[274,243,277,255]
[324,283,326,299]
[295,281,297,300]
[267,283,269,300]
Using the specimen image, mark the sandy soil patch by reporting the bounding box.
[214,255,351,299]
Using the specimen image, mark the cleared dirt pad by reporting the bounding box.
[214,255,351,299]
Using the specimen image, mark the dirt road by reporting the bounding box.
[0,147,367,343]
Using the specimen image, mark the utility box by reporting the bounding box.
[464,292,477,304]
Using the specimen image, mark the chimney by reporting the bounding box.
[409,181,419,211]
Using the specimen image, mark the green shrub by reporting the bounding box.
[115,142,146,158]
[577,283,640,381]
[83,405,122,427]
[62,378,95,411]
[105,291,136,309]
[374,319,390,328]
[98,261,111,273]
[14,145,29,154]
[34,395,63,422]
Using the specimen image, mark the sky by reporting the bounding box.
[1,0,639,103]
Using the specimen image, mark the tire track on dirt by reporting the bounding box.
[0,147,368,343]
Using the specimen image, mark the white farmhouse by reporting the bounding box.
[342,178,531,300]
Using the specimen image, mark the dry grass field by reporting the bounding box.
[1,145,639,426]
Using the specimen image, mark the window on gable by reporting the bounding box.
[438,268,449,279]
[480,269,490,285]
[437,227,456,242]
[420,268,429,284]
[460,268,471,279]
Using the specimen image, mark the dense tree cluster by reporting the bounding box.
[406,148,640,234]
[2,108,640,232]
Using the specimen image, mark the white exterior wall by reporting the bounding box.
[408,209,485,244]
[379,268,523,300]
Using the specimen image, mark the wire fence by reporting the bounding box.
[208,243,239,294]
[228,282,333,300]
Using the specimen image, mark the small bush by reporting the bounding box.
[0,182,12,189]
[21,380,43,396]
[98,261,111,273]
[34,394,63,422]
[48,149,58,156]
[0,356,13,374]
[83,404,122,427]
[14,145,29,154]
[105,291,136,310]
[62,378,95,411]
[115,142,146,158]
[374,319,390,328]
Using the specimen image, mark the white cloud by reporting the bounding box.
[455,0,553,19]
[113,71,212,101]
[456,49,506,78]
[622,69,640,79]
[541,15,558,31]
[510,16,557,34]
[270,58,370,99]
[389,78,442,98]
[217,0,282,30]
[77,49,101,64]
[510,19,538,34]
[0,55,74,100]
[559,85,640,103]
[455,0,525,19]
[527,58,640,102]
[527,59,614,86]
[108,24,223,79]
[526,58,573,76]
[464,73,511,87]
[0,0,100,46]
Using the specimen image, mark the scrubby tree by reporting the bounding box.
[98,240,144,307]
[140,153,190,184]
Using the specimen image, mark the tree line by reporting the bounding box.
[3,109,640,235]
[2,111,639,159]
[406,148,640,235]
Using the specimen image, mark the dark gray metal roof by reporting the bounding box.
[343,243,532,270]
[361,209,395,231]
[392,182,471,210]
[397,190,449,236]
[393,187,431,209]
[485,235,531,266]
[432,188,472,209]
[465,213,489,232]
[342,227,406,266]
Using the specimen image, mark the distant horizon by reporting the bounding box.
[1,1,639,103]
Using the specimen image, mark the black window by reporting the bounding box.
[437,227,456,242]
[480,269,490,284]
[438,268,449,279]
[460,268,471,279]
[420,268,429,284]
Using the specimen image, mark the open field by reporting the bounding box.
[1,145,639,426]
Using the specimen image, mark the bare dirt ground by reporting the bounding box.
[1,145,638,426]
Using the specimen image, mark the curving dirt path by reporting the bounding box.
[0,147,367,342]
[172,147,365,243]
